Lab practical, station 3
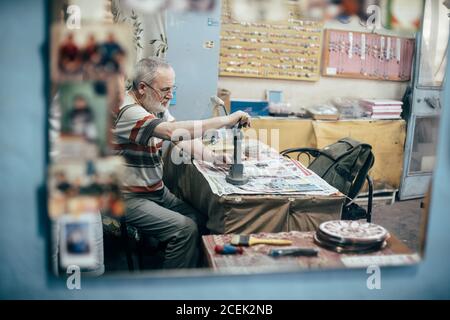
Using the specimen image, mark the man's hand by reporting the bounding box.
[227,111,251,128]
[213,153,233,165]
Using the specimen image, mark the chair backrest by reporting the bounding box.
[308,138,374,201]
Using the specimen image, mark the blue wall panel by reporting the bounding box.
[166,5,222,120]
[0,0,449,299]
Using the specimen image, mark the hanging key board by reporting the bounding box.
[219,0,323,82]
[322,29,415,81]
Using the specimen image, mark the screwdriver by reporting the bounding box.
[268,247,319,257]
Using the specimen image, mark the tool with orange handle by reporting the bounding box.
[231,235,292,246]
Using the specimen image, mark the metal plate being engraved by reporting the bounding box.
[318,220,389,244]
[313,233,387,254]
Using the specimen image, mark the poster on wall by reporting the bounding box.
[322,29,415,81]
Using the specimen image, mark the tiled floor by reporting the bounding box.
[371,198,424,252]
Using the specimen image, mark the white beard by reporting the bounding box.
[148,101,166,114]
[142,94,166,114]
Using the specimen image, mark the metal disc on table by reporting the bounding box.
[318,220,389,245]
[313,233,387,254]
[316,228,390,247]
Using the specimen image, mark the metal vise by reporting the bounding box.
[225,126,249,185]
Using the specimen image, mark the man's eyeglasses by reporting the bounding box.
[142,82,177,99]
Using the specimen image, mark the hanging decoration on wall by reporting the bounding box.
[322,29,415,81]
[386,0,423,32]
[124,0,167,13]
[149,33,168,57]
[112,1,168,59]
[123,0,216,13]
[219,0,324,82]
[229,0,288,22]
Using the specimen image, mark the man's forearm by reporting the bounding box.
[154,116,230,141]
[174,139,215,162]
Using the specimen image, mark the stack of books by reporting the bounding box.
[360,99,403,119]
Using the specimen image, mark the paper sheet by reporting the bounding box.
[194,155,339,196]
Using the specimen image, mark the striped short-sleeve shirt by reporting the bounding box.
[112,93,174,194]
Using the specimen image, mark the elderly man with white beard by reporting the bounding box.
[113,57,250,268]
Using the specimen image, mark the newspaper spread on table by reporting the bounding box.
[193,141,340,196]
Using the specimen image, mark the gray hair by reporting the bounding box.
[130,57,172,91]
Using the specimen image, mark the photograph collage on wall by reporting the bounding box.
[49,0,135,273]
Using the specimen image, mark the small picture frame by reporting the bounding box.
[59,213,97,269]
[266,90,283,103]
[50,23,134,82]
[58,81,109,157]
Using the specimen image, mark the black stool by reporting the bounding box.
[119,216,144,271]
[102,215,144,271]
